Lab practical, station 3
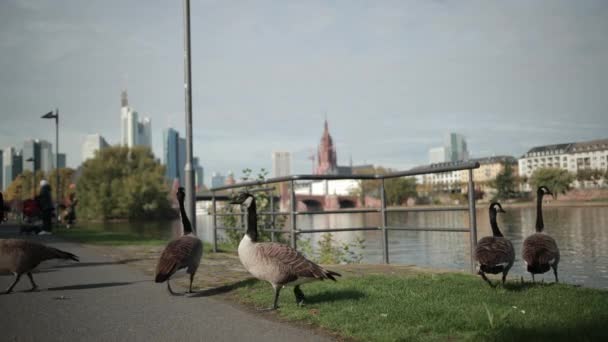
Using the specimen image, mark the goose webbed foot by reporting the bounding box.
[261,285,281,311]
[26,272,38,292]
[478,270,496,288]
[294,285,306,306]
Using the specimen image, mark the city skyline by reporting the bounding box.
[1,1,607,182]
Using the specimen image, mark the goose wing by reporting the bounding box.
[155,236,201,283]
[475,237,514,266]
[256,242,340,284]
[523,233,559,265]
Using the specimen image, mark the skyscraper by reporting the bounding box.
[82,134,109,162]
[163,128,187,186]
[428,132,469,163]
[272,151,291,177]
[211,172,225,189]
[22,139,40,172]
[445,133,469,162]
[2,147,21,191]
[39,140,53,172]
[193,157,204,189]
[120,90,152,149]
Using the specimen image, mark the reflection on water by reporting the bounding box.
[100,205,608,289]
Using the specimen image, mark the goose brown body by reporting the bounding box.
[522,186,560,282]
[474,202,514,286]
[232,192,340,310]
[0,239,79,293]
[154,187,203,294]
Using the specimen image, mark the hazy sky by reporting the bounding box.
[1,0,607,184]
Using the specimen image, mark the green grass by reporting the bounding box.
[55,226,168,246]
[236,273,608,341]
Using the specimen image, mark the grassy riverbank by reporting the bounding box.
[236,272,608,341]
[56,225,608,341]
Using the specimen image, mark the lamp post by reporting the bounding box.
[25,157,35,199]
[41,109,59,207]
[183,0,196,232]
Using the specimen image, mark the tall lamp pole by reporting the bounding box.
[42,109,59,208]
[183,0,196,232]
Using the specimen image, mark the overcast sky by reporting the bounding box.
[1,0,607,184]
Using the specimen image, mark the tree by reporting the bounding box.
[77,146,172,220]
[529,167,575,199]
[350,166,417,205]
[491,163,517,199]
[4,169,74,203]
[576,169,604,188]
[385,177,417,205]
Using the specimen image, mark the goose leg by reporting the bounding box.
[258,285,281,311]
[294,285,306,306]
[26,272,38,292]
[502,271,508,285]
[478,270,495,287]
[188,272,195,294]
[4,273,22,294]
[167,280,177,296]
[552,265,559,283]
[531,274,535,283]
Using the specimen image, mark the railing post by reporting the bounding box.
[270,189,276,242]
[468,169,478,273]
[290,180,297,249]
[212,192,217,253]
[380,178,389,264]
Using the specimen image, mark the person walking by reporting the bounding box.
[37,180,54,235]
[63,184,78,228]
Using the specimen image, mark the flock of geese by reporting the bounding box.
[1,186,560,309]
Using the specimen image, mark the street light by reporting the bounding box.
[25,157,35,199]
[183,0,196,232]
[41,109,59,206]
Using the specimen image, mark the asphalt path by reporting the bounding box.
[0,225,333,342]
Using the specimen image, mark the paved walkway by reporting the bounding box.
[0,225,333,342]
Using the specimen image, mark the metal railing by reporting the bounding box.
[202,161,481,273]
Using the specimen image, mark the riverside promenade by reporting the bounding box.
[0,224,332,342]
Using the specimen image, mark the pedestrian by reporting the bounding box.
[37,180,54,235]
[63,184,78,228]
[0,191,5,223]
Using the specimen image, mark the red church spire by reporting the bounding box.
[315,119,338,175]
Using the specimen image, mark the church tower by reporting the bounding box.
[315,120,338,175]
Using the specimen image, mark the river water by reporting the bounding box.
[99,204,608,289]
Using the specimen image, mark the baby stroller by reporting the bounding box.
[20,198,42,235]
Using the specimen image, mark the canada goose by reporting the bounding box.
[522,186,560,282]
[474,202,514,287]
[0,239,79,294]
[155,187,203,295]
[231,192,341,310]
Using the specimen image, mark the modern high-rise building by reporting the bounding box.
[429,146,448,163]
[0,150,3,190]
[429,132,469,163]
[22,139,41,172]
[120,90,152,149]
[445,133,469,162]
[82,134,109,162]
[211,172,225,189]
[193,157,204,189]
[163,128,187,186]
[2,147,21,191]
[39,140,54,172]
[56,153,66,169]
[272,151,291,178]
